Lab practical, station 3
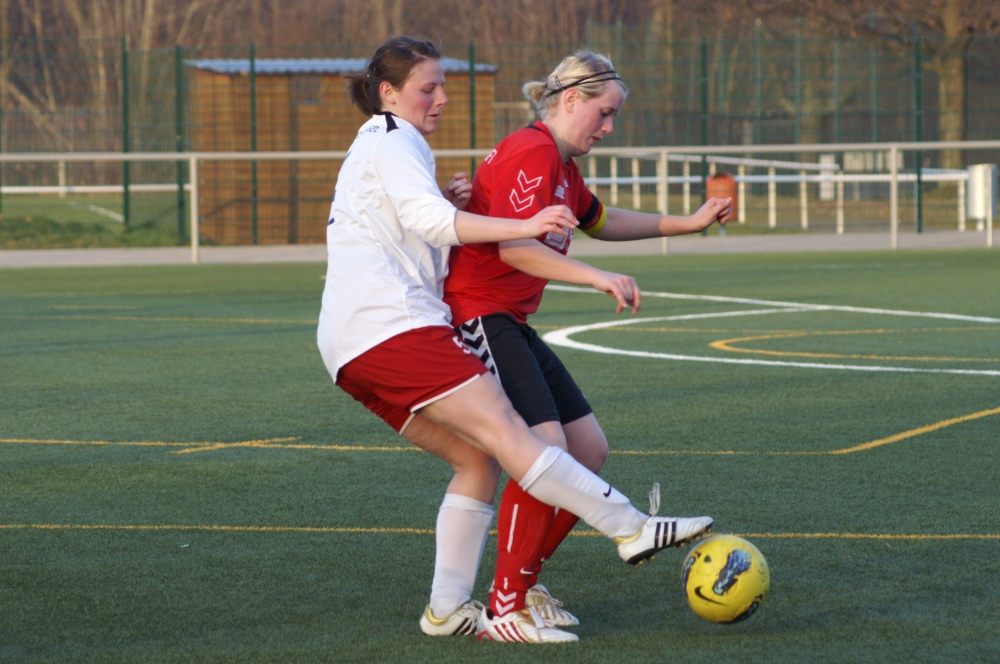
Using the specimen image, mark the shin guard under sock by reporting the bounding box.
[519,446,646,539]
[429,493,494,618]
[490,478,555,616]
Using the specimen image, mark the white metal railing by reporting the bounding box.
[0,140,996,262]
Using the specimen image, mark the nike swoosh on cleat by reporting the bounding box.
[603,485,612,497]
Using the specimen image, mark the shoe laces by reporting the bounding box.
[526,605,546,629]
[461,599,486,617]
[648,482,660,517]
[528,585,563,608]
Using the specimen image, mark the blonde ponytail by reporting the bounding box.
[523,51,626,119]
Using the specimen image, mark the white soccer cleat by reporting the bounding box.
[476,606,579,643]
[614,483,713,566]
[524,584,580,627]
[419,600,483,636]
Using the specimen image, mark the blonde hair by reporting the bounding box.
[523,51,627,119]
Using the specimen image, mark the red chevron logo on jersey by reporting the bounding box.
[510,188,535,213]
[517,170,543,193]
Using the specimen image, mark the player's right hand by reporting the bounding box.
[593,270,641,314]
[691,196,733,229]
[524,205,578,237]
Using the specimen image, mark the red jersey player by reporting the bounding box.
[442,51,732,641]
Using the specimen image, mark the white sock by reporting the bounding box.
[429,493,494,618]
[519,446,647,539]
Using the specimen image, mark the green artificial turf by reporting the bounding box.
[1,249,999,662]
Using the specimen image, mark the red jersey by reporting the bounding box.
[444,122,606,324]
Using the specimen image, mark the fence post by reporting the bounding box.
[683,160,691,214]
[588,156,597,195]
[121,38,130,228]
[737,164,746,223]
[768,167,776,228]
[58,160,66,198]
[175,45,186,241]
[870,45,878,142]
[659,151,669,255]
[700,37,708,197]
[833,40,840,144]
[631,157,640,210]
[700,37,708,234]
[610,156,618,206]
[190,156,199,264]
[890,145,899,249]
[615,16,623,79]
[958,179,966,231]
[468,41,476,176]
[657,150,668,216]
[0,30,4,217]
[794,23,802,146]
[914,36,924,233]
[836,172,845,235]
[250,43,258,245]
[988,191,994,248]
[754,19,762,144]
[800,169,808,229]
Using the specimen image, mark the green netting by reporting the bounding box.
[2,31,998,244]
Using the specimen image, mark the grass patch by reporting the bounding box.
[1,250,998,662]
[0,215,185,249]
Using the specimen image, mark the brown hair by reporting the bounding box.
[348,36,441,117]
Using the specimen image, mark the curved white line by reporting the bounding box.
[540,298,1000,377]
[544,285,1000,324]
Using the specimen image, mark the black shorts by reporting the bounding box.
[457,313,592,428]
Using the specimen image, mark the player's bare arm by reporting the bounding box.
[454,206,578,244]
[498,239,641,314]
[589,197,733,241]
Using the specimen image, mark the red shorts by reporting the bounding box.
[337,325,488,434]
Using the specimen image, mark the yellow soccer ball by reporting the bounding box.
[681,535,770,623]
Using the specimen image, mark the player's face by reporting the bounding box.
[566,85,625,157]
[385,59,448,136]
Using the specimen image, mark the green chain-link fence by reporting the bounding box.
[2,27,999,245]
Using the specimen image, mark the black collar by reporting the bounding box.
[379,112,398,132]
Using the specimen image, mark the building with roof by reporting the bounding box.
[186,57,497,244]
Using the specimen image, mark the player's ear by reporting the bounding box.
[379,81,396,107]
[563,88,579,112]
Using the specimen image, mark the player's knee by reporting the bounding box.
[530,420,568,450]
[574,437,608,472]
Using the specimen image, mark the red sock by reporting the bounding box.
[491,478,554,616]
[526,507,581,587]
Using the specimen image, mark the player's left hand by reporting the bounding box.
[690,197,733,231]
[443,172,473,210]
[592,269,641,315]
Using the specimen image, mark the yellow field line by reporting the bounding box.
[170,441,417,455]
[829,405,1000,454]
[0,524,433,535]
[5,405,998,457]
[0,437,419,454]
[0,523,996,541]
[709,329,1000,363]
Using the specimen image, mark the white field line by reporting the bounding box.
[68,201,124,223]
[541,288,1000,377]
[544,284,1000,325]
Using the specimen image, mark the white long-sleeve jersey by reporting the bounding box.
[317,113,460,379]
